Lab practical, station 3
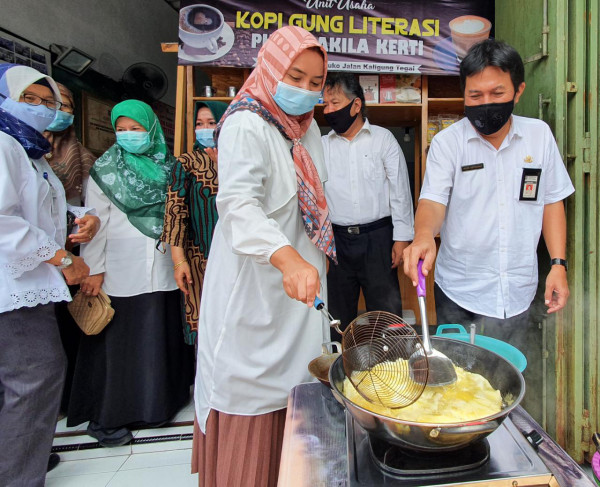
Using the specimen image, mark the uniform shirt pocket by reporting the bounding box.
[361,151,384,180]
[454,163,486,202]
[514,166,544,205]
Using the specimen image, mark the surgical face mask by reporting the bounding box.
[116,131,152,154]
[0,95,57,132]
[195,128,215,148]
[323,98,359,134]
[46,110,74,132]
[464,100,514,136]
[273,81,321,116]
[263,58,321,116]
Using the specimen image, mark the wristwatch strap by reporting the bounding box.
[550,258,568,271]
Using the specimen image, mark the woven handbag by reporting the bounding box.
[67,289,115,335]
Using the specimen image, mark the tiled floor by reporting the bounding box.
[582,462,597,484]
[47,398,197,486]
[48,395,599,486]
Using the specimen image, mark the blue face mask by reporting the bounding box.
[0,96,57,132]
[195,128,215,148]
[46,110,74,132]
[116,131,152,154]
[272,81,321,116]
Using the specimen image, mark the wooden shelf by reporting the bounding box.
[315,103,422,127]
[352,103,422,108]
[428,97,465,113]
[161,42,178,53]
[192,97,234,102]
[191,99,424,126]
[428,97,464,101]
[192,99,423,107]
[172,65,452,323]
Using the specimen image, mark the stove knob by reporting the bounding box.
[523,430,544,449]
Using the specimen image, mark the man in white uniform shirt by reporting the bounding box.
[322,73,414,339]
[403,40,574,415]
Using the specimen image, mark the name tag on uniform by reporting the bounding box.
[461,163,484,172]
[519,168,542,201]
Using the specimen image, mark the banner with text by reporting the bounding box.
[178,0,494,75]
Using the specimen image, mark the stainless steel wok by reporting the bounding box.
[329,336,525,452]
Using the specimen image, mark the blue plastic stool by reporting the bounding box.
[435,324,527,372]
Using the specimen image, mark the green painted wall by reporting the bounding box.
[495,0,564,144]
[495,0,565,438]
[496,0,599,463]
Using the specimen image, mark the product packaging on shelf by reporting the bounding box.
[379,74,422,104]
[428,113,462,145]
[358,75,379,104]
[439,113,460,130]
[427,117,440,145]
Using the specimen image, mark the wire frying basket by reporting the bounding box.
[341,311,429,409]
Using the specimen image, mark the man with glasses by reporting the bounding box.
[321,72,414,339]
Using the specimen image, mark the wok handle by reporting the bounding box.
[322,341,341,354]
[430,421,500,436]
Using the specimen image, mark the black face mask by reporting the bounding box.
[464,100,514,136]
[323,98,358,134]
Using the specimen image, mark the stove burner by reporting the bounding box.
[368,435,490,477]
[346,409,553,486]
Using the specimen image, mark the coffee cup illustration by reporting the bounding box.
[179,4,224,54]
[449,15,492,61]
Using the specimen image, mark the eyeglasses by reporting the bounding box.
[21,93,62,110]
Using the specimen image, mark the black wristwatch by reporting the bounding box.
[550,258,568,271]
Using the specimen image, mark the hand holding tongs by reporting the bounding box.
[314,296,343,335]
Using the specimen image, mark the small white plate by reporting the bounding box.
[178,22,235,63]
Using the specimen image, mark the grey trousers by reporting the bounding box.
[0,304,66,487]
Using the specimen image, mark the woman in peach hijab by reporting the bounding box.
[192,26,334,486]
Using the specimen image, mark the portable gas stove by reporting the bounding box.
[347,411,554,486]
[278,383,595,487]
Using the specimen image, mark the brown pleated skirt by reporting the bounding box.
[192,409,287,487]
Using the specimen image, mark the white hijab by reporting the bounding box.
[0,64,61,101]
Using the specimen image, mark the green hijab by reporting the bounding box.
[90,99,175,239]
[193,100,229,151]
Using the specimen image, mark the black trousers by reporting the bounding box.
[327,219,402,342]
[434,283,541,417]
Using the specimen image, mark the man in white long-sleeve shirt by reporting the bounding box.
[321,73,414,339]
